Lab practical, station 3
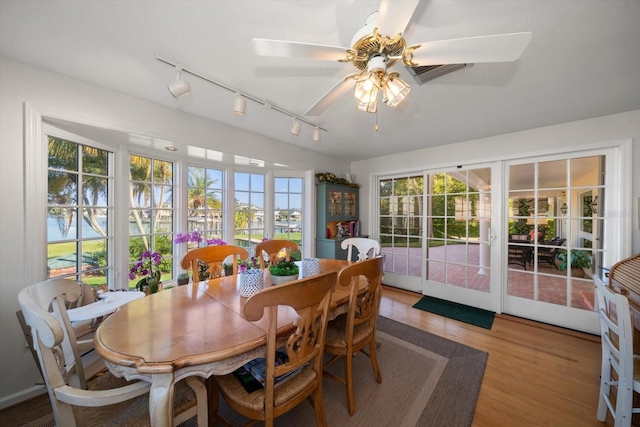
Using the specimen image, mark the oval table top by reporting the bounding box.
[94,258,353,374]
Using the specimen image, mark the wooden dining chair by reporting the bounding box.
[211,271,337,427]
[340,237,381,262]
[323,256,384,415]
[594,275,640,427]
[18,279,208,426]
[181,244,249,283]
[254,239,299,268]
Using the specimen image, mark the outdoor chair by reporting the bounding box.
[211,272,336,427]
[340,237,381,262]
[594,275,640,427]
[537,237,566,269]
[254,239,299,268]
[18,278,207,426]
[182,244,249,283]
[508,234,531,270]
[323,256,384,415]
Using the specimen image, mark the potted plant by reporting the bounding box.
[177,272,190,286]
[268,259,300,285]
[558,249,592,278]
[129,251,164,294]
[222,262,234,276]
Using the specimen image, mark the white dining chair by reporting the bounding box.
[594,275,640,427]
[341,237,381,262]
[18,278,208,426]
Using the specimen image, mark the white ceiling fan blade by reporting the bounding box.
[305,77,355,116]
[376,0,420,36]
[252,38,350,61]
[409,32,532,66]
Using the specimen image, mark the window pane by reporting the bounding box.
[48,171,77,205]
[48,137,112,286]
[273,177,303,250]
[82,145,108,175]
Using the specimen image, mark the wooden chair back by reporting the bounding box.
[337,255,384,343]
[254,239,299,268]
[324,256,384,415]
[181,245,249,283]
[340,237,381,261]
[217,271,336,426]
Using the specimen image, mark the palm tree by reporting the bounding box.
[48,137,108,238]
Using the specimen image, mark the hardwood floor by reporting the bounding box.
[379,286,608,427]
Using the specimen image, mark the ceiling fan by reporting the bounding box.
[252,0,531,118]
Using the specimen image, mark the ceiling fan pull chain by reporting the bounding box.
[375,108,379,132]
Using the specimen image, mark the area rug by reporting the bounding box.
[0,316,487,427]
[413,295,495,330]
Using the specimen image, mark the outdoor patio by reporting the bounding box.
[381,243,595,311]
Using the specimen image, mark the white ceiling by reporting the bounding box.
[1,0,639,162]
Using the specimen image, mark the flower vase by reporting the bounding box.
[239,269,264,297]
[269,273,299,285]
[302,257,320,278]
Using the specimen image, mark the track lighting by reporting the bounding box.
[156,55,327,139]
[290,117,302,136]
[233,92,246,115]
[167,67,191,98]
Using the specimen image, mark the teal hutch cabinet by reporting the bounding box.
[315,182,365,260]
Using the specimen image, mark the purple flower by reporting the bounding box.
[206,238,227,246]
[174,232,190,244]
[189,231,203,243]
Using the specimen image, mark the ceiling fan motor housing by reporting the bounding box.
[368,54,387,73]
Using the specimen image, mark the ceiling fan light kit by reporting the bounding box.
[252,0,531,127]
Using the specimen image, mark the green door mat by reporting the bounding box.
[412,296,495,330]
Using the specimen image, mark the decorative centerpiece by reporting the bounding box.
[301,257,320,278]
[129,251,164,294]
[239,269,264,297]
[269,259,300,285]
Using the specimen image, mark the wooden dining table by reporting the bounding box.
[94,258,357,427]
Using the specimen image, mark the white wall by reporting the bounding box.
[352,110,640,256]
[0,56,350,406]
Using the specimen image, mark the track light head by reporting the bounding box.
[313,126,321,142]
[168,68,191,98]
[233,93,246,115]
[290,118,302,136]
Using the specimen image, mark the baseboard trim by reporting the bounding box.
[497,313,600,342]
[0,385,46,410]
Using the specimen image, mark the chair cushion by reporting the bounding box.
[216,364,317,412]
[324,314,375,351]
[73,372,198,426]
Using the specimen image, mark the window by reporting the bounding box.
[186,166,225,249]
[47,137,112,286]
[379,175,424,277]
[128,155,174,288]
[234,172,265,252]
[274,177,303,258]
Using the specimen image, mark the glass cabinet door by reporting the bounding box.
[328,190,342,217]
[344,191,356,217]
